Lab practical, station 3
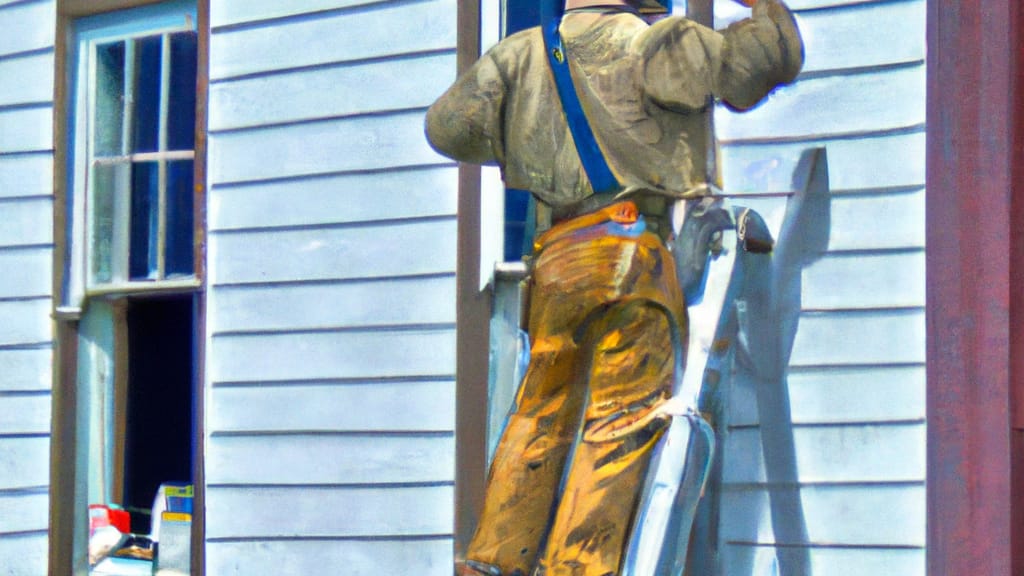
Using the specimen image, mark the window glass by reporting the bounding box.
[129,161,160,280]
[167,32,198,151]
[132,35,162,154]
[94,41,125,157]
[165,159,195,276]
[89,164,118,284]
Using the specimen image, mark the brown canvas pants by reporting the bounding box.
[466,202,688,576]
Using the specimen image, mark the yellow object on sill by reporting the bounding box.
[161,511,191,522]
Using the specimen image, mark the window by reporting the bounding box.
[77,5,198,291]
[54,0,204,570]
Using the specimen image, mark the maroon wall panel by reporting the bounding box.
[927,1,1020,575]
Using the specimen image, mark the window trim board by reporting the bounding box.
[49,1,209,574]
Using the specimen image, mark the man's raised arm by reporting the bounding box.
[641,0,803,112]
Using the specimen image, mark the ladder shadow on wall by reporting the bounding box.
[693,147,830,576]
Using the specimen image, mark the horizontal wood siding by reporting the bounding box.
[205,0,457,572]
[0,2,55,573]
[206,538,453,576]
[713,0,926,573]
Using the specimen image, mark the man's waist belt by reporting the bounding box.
[535,200,645,253]
[549,193,673,241]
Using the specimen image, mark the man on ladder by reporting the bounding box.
[426,0,802,573]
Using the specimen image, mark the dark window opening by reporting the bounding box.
[122,294,195,532]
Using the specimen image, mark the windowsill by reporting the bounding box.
[86,277,201,297]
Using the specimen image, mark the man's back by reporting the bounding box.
[425,1,802,209]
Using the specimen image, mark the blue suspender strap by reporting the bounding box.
[543,17,622,195]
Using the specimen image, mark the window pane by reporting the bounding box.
[504,189,532,261]
[94,41,125,157]
[167,32,197,151]
[131,35,162,154]
[130,161,159,279]
[165,160,194,276]
[90,164,116,284]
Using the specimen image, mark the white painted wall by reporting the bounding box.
[713,0,927,573]
[204,0,458,573]
[0,0,56,573]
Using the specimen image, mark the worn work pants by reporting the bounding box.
[467,202,688,576]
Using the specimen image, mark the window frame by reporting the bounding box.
[82,27,199,289]
[50,1,209,574]
[70,0,201,297]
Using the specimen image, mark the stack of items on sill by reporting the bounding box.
[89,483,193,576]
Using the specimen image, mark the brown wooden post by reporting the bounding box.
[926,0,1022,574]
[191,2,209,573]
[1010,2,1024,574]
[454,0,488,559]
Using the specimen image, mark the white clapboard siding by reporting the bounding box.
[789,309,925,367]
[719,130,925,194]
[0,153,53,198]
[827,189,926,249]
[0,300,52,348]
[785,0,895,9]
[0,395,51,436]
[206,484,454,539]
[787,365,926,422]
[716,64,925,142]
[205,0,457,569]
[0,489,49,535]
[0,106,53,154]
[208,110,445,184]
[0,2,54,572]
[733,190,925,254]
[211,329,456,383]
[801,250,925,310]
[0,51,54,106]
[210,275,456,333]
[207,538,454,576]
[210,218,456,285]
[796,0,925,74]
[0,198,53,247]
[0,349,52,392]
[728,365,926,427]
[0,437,50,491]
[209,165,458,231]
[209,380,455,433]
[0,531,48,576]
[722,484,925,546]
[206,434,454,485]
[209,0,456,79]
[211,0,389,28]
[712,0,927,571]
[209,51,456,131]
[723,545,925,576]
[0,1,54,58]
[0,247,52,298]
[723,423,925,484]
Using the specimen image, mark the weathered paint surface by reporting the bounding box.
[204,0,458,573]
[927,1,1023,575]
[0,0,56,573]
[713,0,926,573]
